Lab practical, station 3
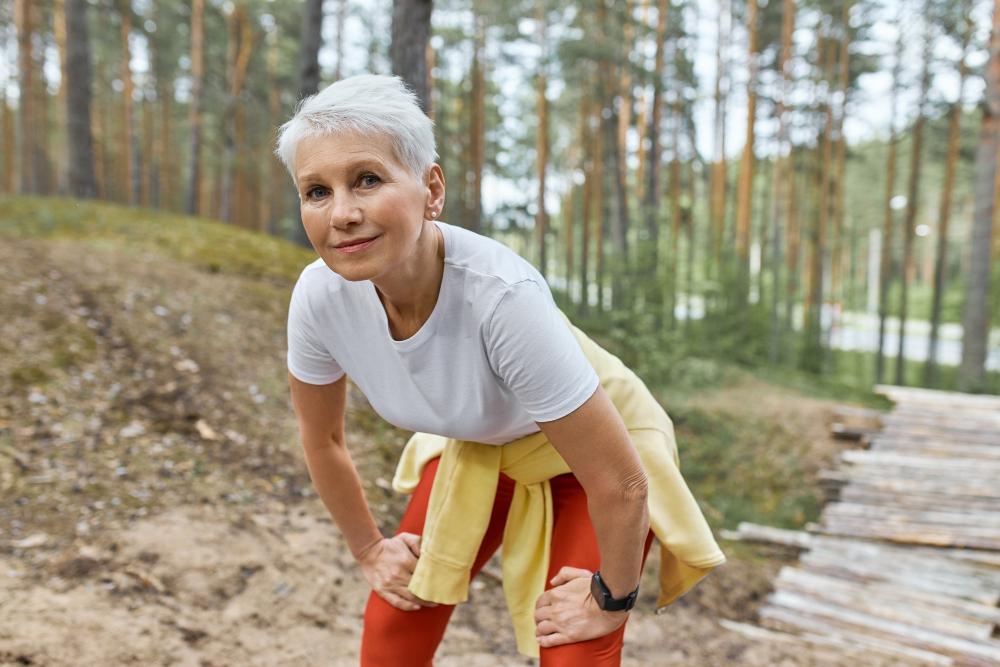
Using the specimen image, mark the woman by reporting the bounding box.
[278,74,726,666]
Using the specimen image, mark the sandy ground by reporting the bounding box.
[0,236,926,666]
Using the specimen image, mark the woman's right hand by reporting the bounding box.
[357,532,439,611]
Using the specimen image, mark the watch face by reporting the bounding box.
[590,574,606,608]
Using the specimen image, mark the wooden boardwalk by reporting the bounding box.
[722,385,1000,666]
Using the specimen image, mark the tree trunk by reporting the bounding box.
[769,0,796,363]
[564,185,575,301]
[15,0,36,194]
[829,2,853,311]
[634,0,651,204]
[668,112,682,329]
[808,37,836,370]
[221,4,258,226]
[469,6,485,234]
[613,0,634,263]
[2,84,13,193]
[54,0,69,194]
[159,88,173,210]
[31,3,51,194]
[876,19,903,385]
[784,151,801,339]
[594,94,606,312]
[91,58,107,200]
[644,0,668,265]
[958,0,1000,391]
[335,0,347,81]
[895,3,932,386]
[119,0,138,205]
[734,0,759,304]
[535,1,549,279]
[580,97,594,315]
[709,0,729,278]
[186,0,205,216]
[263,30,281,233]
[65,0,97,199]
[299,0,324,99]
[925,1,972,386]
[390,0,432,112]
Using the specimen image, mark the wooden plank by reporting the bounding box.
[831,422,878,441]
[719,522,814,549]
[807,536,1000,580]
[764,589,1000,665]
[808,533,1000,570]
[832,405,887,422]
[879,427,1000,447]
[841,450,1000,473]
[729,615,954,666]
[823,502,1000,529]
[874,384,1000,410]
[823,469,1000,497]
[834,475,999,498]
[886,407,1000,424]
[759,606,958,666]
[870,439,1000,460]
[799,551,1000,604]
[817,519,1000,553]
[838,487,1000,514]
[774,567,1000,639]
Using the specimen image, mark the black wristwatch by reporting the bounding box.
[590,571,639,612]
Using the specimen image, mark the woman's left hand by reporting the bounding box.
[533,566,629,648]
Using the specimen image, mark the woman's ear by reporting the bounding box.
[425,163,446,212]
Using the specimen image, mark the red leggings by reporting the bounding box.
[360,456,655,666]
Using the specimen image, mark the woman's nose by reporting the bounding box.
[328,192,362,228]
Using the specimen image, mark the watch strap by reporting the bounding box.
[590,570,638,612]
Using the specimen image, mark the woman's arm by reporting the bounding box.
[288,372,436,610]
[532,383,650,647]
[535,384,650,599]
[288,372,384,559]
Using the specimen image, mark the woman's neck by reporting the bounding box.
[372,221,445,338]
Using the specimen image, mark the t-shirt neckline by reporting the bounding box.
[368,220,449,351]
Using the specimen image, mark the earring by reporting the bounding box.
[430,210,438,218]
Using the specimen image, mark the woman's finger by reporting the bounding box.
[549,566,591,587]
[395,585,438,607]
[533,601,551,623]
[537,632,570,648]
[398,532,422,558]
[534,619,559,637]
[378,589,421,611]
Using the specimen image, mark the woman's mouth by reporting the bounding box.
[333,236,380,254]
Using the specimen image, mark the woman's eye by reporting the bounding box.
[306,186,328,200]
[359,173,380,188]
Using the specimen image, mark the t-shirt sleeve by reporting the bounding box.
[286,277,346,385]
[484,279,600,422]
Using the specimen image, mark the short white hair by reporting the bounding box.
[275,74,437,184]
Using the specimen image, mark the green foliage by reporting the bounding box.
[669,404,825,531]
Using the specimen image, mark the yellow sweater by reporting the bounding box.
[391,312,727,658]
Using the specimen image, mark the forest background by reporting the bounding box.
[1,1,999,663]
[2,0,999,396]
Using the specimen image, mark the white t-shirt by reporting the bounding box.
[286,220,600,445]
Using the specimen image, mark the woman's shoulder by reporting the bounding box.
[294,257,350,292]
[440,221,547,293]
[289,258,354,317]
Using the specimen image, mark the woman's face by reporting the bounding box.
[293,130,441,283]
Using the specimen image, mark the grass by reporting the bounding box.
[670,403,827,532]
[0,195,313,285]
